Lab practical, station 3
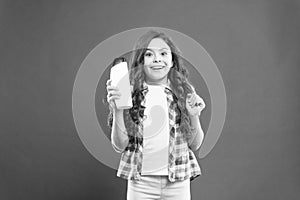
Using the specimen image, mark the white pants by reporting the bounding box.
[127,175,191,200]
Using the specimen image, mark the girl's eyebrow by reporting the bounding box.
[146,48,170,51]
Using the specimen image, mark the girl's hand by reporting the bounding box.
[186,93,205,116]
[106,79,122,112]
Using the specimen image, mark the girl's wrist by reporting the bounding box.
[189,112,201,119]
[113,109,123,115]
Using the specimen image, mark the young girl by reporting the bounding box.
[106,30,205,200]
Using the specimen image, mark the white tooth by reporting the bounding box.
[152,66,163,69]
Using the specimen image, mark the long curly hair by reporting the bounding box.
[126,30,195,140]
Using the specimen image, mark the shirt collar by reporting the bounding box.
[139,79,176,102]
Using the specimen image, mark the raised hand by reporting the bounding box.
[106,79,122,111]
[186,93,205,116]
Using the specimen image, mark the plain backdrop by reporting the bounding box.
[1,0,300,199]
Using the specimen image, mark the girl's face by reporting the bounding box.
[143,38,173,85]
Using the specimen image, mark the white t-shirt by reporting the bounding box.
[141,84,170,175]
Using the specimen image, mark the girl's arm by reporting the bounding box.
[111,109,129,153]
[106,78,129,153]
[188,115,204,151]
[186,90,206,151]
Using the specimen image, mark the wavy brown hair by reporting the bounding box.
[127,30,195,140]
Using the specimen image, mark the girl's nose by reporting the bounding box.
[153,54,162,63]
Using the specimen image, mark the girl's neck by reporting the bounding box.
[145,78,170,87]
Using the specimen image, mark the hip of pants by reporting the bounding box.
[127,175,190,200]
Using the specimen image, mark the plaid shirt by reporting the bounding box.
[113,82,201,182]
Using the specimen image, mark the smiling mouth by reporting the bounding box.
[150,65,165,70]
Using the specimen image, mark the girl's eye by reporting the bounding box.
[145,52,153,57]
[161,52,168,56]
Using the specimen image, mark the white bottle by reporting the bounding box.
[109,58,133,109]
